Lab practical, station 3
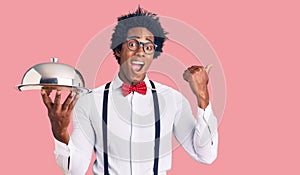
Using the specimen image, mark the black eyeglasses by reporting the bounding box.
[126,38,157,55]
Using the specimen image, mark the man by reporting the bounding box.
[41,7,218,175]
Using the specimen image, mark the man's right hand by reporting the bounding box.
[41,89,79,144]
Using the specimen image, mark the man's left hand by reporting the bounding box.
[183,64,212,109]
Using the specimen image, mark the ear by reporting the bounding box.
[115,49,121,57]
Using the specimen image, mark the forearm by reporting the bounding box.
[173,93,218,164]
[54,133,94,174]
[54,138,71,174]
[193,104,218,164]
[193,131,218,164]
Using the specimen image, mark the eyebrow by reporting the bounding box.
[127,36,139,40]
[145,38,154,43]
[127,36,154,42]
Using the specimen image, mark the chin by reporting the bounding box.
[130,74,145,84]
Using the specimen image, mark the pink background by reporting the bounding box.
[1,0,299,174]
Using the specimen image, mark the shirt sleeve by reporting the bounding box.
[173,94,218,164]
[53,97,95,175]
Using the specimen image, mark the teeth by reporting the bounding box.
[132,61,144,65]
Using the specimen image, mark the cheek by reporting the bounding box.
[145,57,153,69]
[119,44,130,63]
[120,51,135,64]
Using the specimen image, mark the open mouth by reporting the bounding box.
[131,61,145,72]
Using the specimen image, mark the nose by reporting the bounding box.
[135,43,145,56]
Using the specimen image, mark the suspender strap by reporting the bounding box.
[102,82,111,175]
[149,80,161,175]
[102,80,160,175]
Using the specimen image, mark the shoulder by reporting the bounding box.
[150,80,184,99]
[75,83,107,110]
[91,83,107,94]
[150,80,190,113]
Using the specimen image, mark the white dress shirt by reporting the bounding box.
[54,75,218,175]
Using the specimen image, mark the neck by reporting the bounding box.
[118,72,145,86]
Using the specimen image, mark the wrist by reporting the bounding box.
[197,86,209,99]
[196,89,209,109]
[52,127,70,144]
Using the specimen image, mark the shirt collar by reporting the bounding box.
[111,73,152,90]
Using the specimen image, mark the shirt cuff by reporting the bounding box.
[197,102,213,122]
[54,138,70,157]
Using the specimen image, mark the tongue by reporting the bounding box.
[132,64,142,72]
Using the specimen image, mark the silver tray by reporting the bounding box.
[18,84,91,93]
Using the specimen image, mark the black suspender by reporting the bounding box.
[149,80,160,175]
[102,80,160,175]
[102,82,111,175]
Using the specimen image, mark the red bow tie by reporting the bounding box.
[122,81,147,96]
